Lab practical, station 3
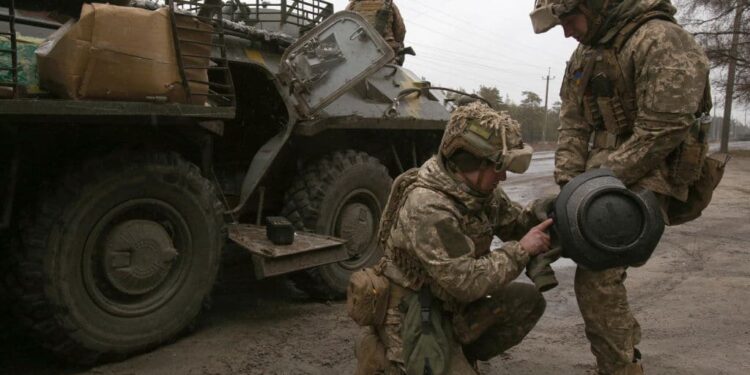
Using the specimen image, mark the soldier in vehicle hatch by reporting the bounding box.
[352,102,557,374]
[531,0,711,374]
[346,0,406,64]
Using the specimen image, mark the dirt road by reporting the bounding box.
[2,152,749,375]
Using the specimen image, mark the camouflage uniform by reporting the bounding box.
[345,0,406,53]
[374,155,546,374]
[553,1,710,373]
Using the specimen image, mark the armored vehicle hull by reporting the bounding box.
[0,0,449,363]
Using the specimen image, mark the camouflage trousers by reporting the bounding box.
[356,282,546,375]
[575,266,643,375]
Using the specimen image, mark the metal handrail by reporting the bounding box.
[0,0,18,97]
[237,0,333,27]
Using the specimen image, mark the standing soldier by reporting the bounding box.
[346,0,406,64]
[350,102,557,374]
[530,0,711,374]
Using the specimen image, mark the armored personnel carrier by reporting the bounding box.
[0,0,449,363]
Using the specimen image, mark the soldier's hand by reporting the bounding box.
[520,218,553,256]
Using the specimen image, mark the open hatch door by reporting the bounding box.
[279,11,395,117]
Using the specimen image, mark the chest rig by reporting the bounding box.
[380,169,493,306]
[349,0,394,38]
[580,11,678,150]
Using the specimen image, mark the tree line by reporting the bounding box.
[680,0,749,105]
[445,86,561,146]
[445,84,750,146]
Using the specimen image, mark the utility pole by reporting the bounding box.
[542,67,556,143]
[721,3,744,153]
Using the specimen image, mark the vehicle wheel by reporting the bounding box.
[282,150,392,300]
[5,152,224,363]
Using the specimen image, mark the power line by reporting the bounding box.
[406,58,529,94]
[399,0,560,62]
[409,55,529,88]
[406,58,517,87]
[405,60,491,88]
[405,20,560,71]
[415,49,547,77]
[409,41,550,71]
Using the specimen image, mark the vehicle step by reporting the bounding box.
[228,224,349,279]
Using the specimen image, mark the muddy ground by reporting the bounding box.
[2,151,749,375]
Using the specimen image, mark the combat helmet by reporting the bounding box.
[530,0,617,44]
[439,102,533,174]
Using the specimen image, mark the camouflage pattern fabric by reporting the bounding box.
[456,282,546,361]
[575,266,641,374]
[346,0,406,51]
[556,10,710,200]
[372,155,546,371]
[555,1,709,373]
[440,101,527,163]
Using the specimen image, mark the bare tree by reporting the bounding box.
[680,0,749,104]
[679,0,748,151]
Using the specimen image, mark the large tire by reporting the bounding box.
[282,150,392,300]
[4,152,224,364]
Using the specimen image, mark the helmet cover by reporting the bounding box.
[440,102,533,174]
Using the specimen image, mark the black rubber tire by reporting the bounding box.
[4,152,225,364]
[282,150,392,300]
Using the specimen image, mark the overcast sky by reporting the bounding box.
[328,0,748,124]
[329,0,579,105]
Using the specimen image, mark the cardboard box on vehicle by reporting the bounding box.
[36,3,210,104]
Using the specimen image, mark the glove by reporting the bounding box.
[526,246,562,292]
[529,194,557,223]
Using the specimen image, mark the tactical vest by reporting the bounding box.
[380,168,494,310]
[348,0,394,38]
[580,11,712,186]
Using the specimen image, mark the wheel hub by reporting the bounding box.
[102,220,179,296]
[338,202,376,258]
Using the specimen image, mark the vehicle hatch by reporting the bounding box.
[278,11,395,117]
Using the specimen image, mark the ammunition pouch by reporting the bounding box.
[666,152,730,226]
[347,266,391,327]
[374,7,392,35]
[590,73,634,135]
[593,130,627,150]
[667,120,710,186]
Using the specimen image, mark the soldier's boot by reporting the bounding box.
[602,348,644,375]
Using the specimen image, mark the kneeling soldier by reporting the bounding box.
[351,102,556,375]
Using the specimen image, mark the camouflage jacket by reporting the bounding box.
[382,156,540,307]
[346,0,406,51]
[556,1,710,201]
